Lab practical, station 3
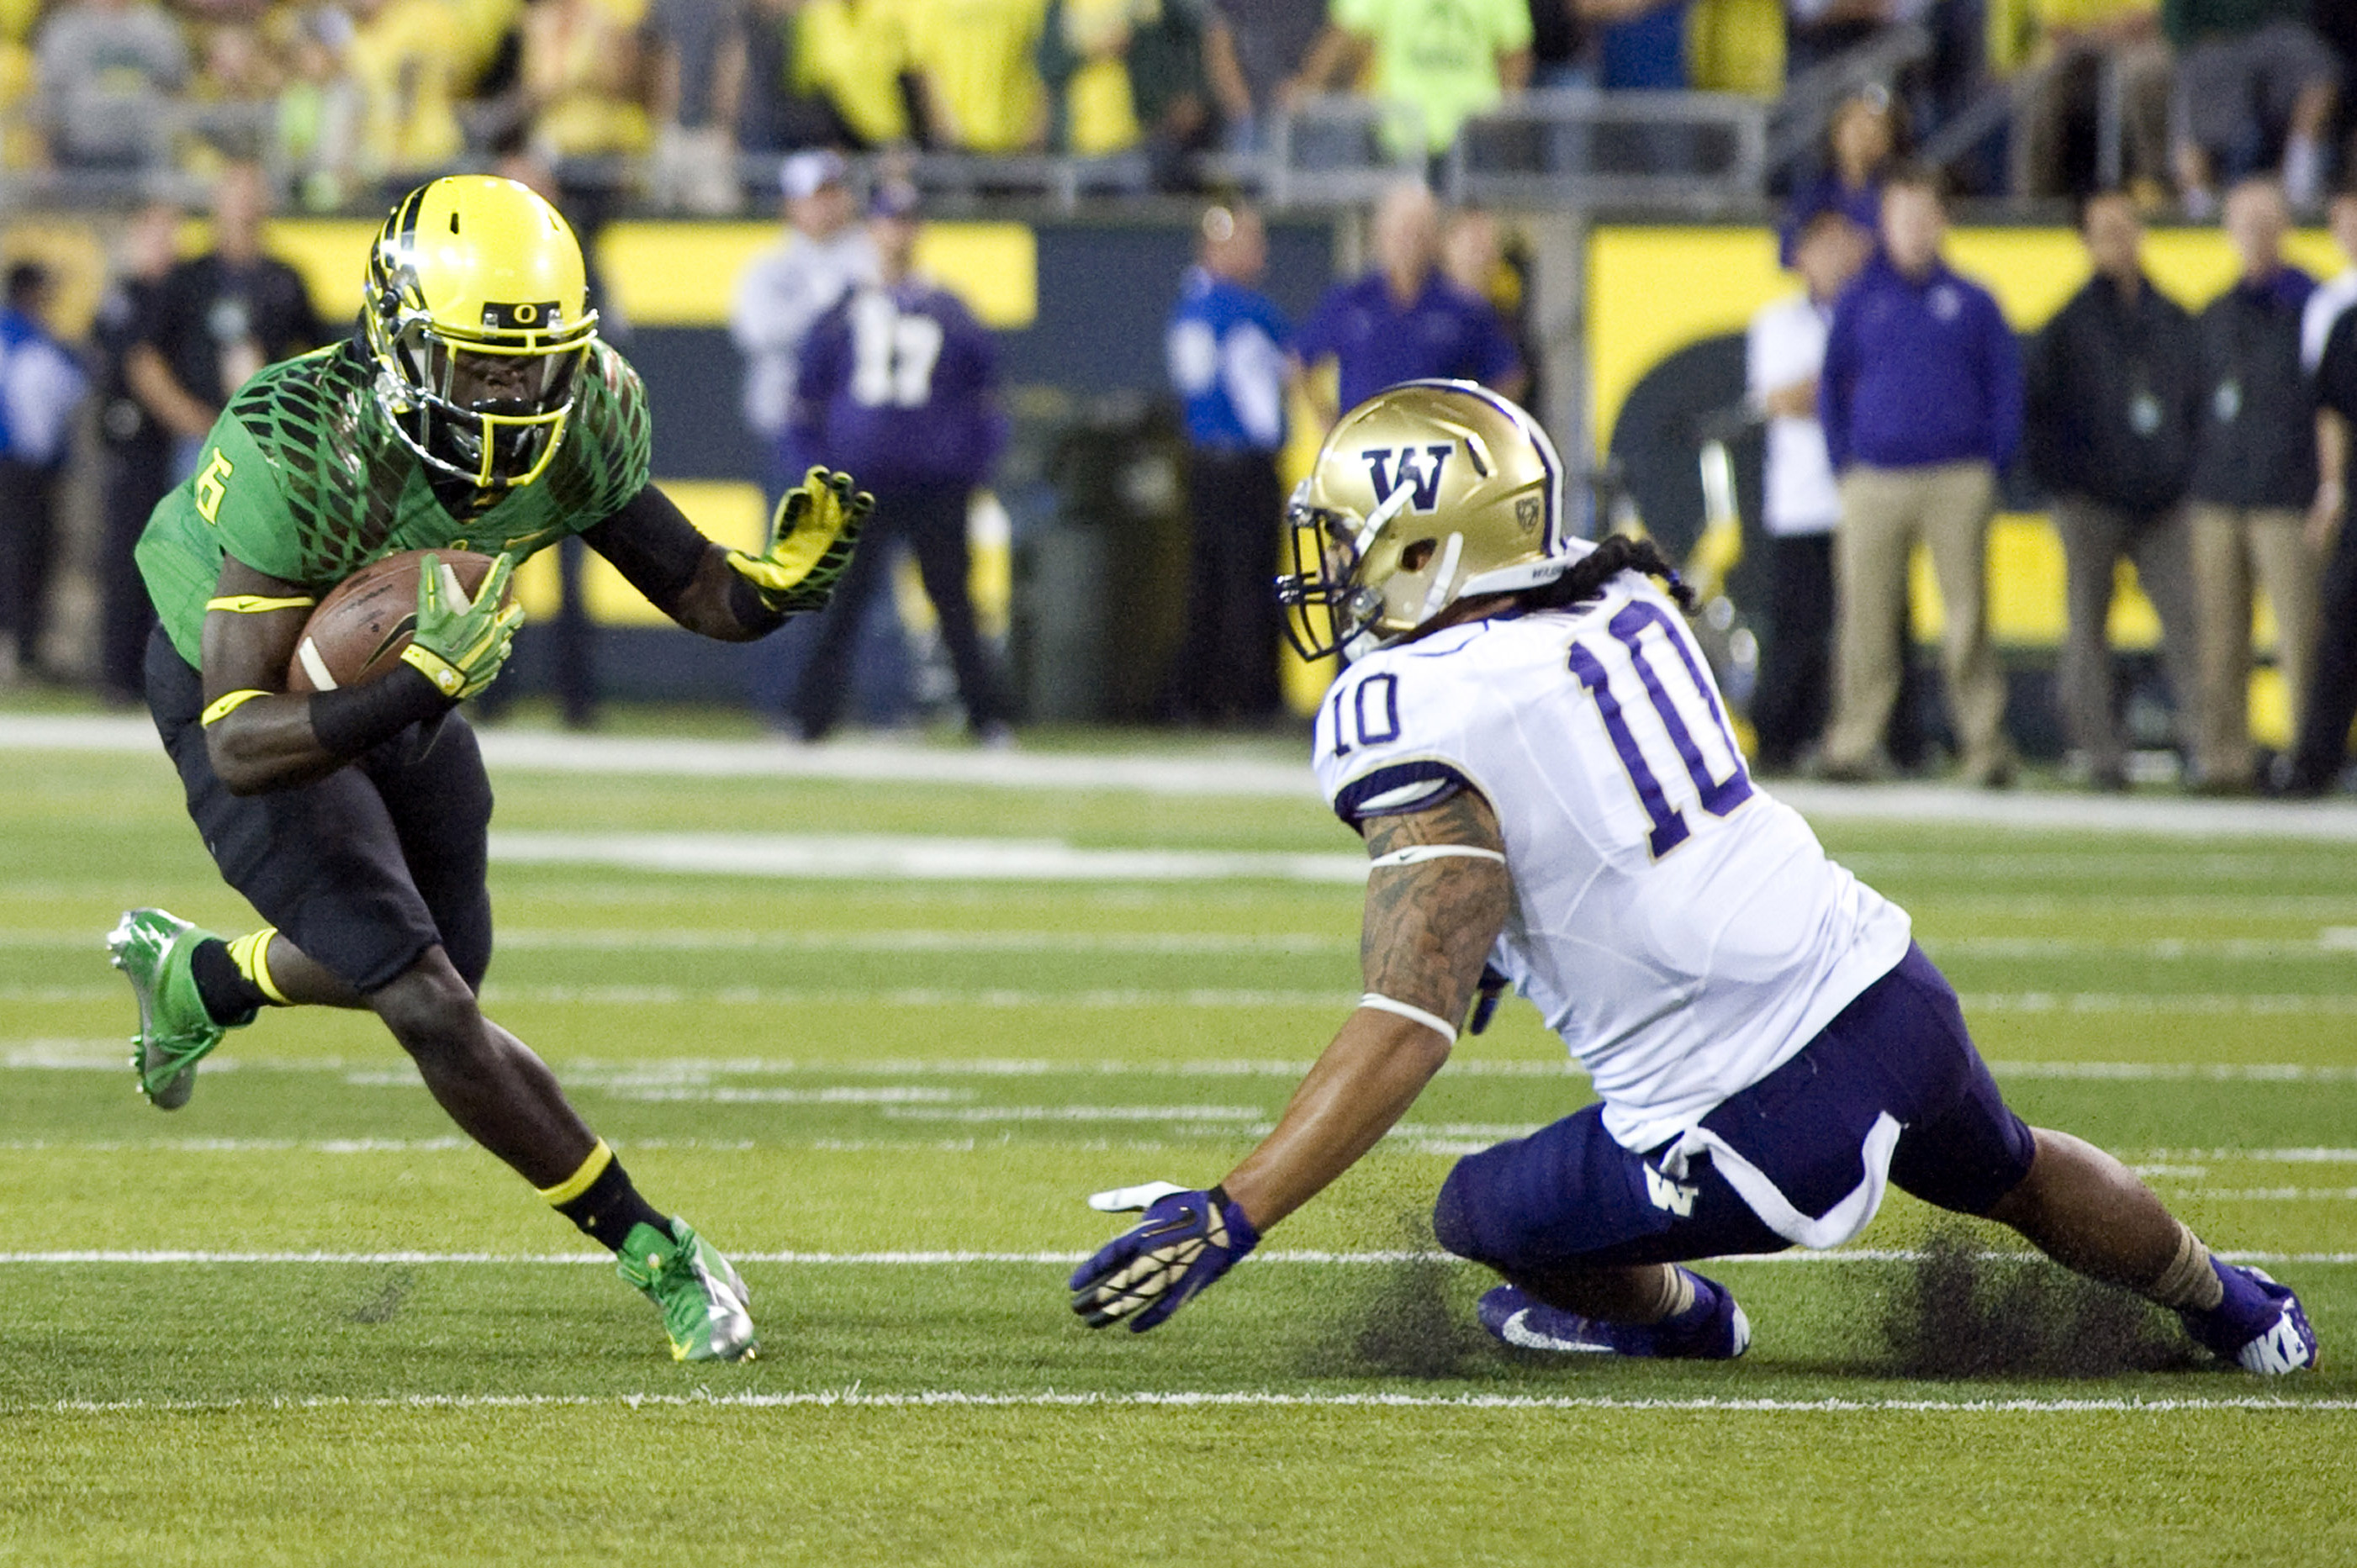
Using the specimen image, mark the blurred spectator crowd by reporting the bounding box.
[0,0,2354,213]
[1750,164,2357,798]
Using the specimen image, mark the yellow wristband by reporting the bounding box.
[199,689,271,726]
[399,643,467,697]
[205,595,317,615]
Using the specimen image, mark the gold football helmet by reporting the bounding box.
[1277,380,1589,661]
[364,176,599,489]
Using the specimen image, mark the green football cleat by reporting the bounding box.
[616,1218,758,1364]
[107,908,244,1111]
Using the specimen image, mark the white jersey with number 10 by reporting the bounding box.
[1312,572,1913,1153]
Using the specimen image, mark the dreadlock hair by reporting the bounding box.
[1519,534,1695,615]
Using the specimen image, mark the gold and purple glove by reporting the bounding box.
[1069,1181,1260,1332]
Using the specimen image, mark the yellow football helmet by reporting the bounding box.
[1277,380,1590,661]
[364,176,599,489]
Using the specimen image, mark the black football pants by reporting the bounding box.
[145,626,494,994]
[791,481,1008,739]
[2287,507,2357,789]
[1171,447,1283,724]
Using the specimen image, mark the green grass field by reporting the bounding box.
[3,715,2353,1565]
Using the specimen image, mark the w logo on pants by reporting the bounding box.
[1361,445,1453,511]
[1645,1164,1699,1217]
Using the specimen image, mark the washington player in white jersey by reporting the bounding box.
[1069,381,2316,1374]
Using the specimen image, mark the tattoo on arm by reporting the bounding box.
[1358,790,1511,1029]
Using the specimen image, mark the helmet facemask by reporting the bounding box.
[1277,481,1465,663]
[373,305,595,489]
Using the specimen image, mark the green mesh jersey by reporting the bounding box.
[137,336,653,667]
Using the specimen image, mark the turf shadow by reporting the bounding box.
[1879,1225,2201,1378]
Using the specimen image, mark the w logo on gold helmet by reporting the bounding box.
[365,176,599,489]
[1277,381,1589,661]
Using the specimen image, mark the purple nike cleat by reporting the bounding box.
[1477,1270,1750,1360]
[2183,1262,2317,1375]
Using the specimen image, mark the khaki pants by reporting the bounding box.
[1825,462,2013,779]
[2186,503,2320,788]
[2053,496,2201,780]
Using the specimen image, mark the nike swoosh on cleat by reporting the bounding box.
[1498,1310,1614,1354]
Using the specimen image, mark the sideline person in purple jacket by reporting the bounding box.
[1816,164,2024,789]
[786,182,1012,745]
[1295,179,1525,426]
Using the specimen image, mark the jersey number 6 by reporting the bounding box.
[193,447,234,525]
[1568,600,1752,858]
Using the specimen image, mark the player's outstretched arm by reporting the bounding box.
[198,555,496,795]
[1070,790,1511,1331]
[583,471,873,641]
[1225,789,1512,1229]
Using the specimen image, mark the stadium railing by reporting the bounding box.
[1445,89,1768,215]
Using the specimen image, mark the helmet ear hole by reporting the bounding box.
[1400,539,1437,572]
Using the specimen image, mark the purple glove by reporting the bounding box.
[1069,1181,1260,1332]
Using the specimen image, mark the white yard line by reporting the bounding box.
[488,832,1372,884]
[5,1043,2352,1085]
[0,985,1365,1008]
[12,713,2357,842]
[0,927,1358,955]
[1958,994,2357,1016]
[1,1249,2349,1265]
[876,1105,1268,1123]
[21,1390,2357,1416]
[21,982,2357,1014]
[8,1134,2355,1178]
[1988,1061,2357,1080]
[2142,1148,2357,1161]
[13,926,2355,959]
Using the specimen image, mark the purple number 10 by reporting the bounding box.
[1566,601,1752,857]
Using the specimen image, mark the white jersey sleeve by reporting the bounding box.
[1313,577,1913,1153]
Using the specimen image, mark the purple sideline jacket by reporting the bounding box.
[790,277,1006,490]
[1818,253,2023,476]
[1295,269,1522,414]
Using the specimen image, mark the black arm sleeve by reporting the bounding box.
[309,665,456,755]
[581,482,788,636]
[581,483,710,611]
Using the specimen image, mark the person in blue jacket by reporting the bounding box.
[1167,202,1294,724]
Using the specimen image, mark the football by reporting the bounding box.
[287,548,506,692]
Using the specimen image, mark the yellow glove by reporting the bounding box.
[400,552,525,700]
[727,467,875,615]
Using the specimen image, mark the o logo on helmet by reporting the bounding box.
[515,303,538,323]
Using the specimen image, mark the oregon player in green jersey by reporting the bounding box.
[108,175,870,1364]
